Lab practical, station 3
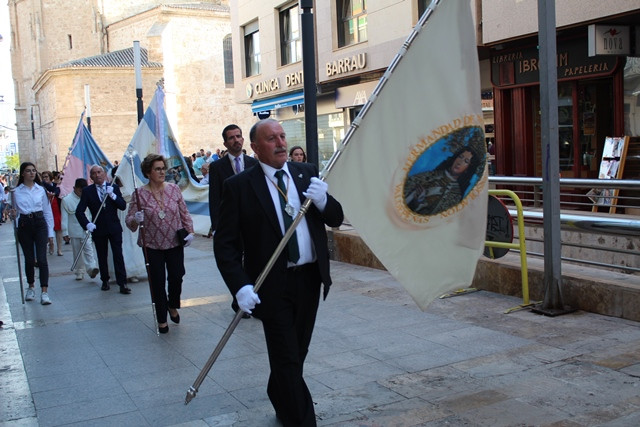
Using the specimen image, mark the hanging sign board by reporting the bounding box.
[588,25,630,56]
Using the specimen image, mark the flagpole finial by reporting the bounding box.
[126,147,138,159]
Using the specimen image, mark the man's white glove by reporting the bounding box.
[86,222,96,233]
[105,185,117,200]
[303,177,328,211]
[183,233,194,247]
[236,284,261,314]
[134,211,144,224]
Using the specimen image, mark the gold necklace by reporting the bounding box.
[268,174,295,217]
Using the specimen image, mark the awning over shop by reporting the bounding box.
[251,91,304,113]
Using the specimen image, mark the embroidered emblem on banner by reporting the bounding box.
[395,117,487,224]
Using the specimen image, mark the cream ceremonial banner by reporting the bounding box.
[326,0,488,310]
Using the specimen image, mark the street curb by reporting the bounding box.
[0,268,38,425]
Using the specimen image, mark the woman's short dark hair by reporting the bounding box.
[140,153,167,179]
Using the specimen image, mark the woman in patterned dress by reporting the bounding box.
[125,154,194,333]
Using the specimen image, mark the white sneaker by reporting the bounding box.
[41,292,52,305]
[75,273,84,281]
[25,288,36,301]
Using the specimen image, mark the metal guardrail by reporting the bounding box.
[490,176,640,212]
[487,176,640,273]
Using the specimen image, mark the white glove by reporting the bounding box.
[86,222,96,233]
[236,284,261,314]
[106,185,117,200]
[134,211,144,223]
[302,177,328,211]
[183,233,194,247]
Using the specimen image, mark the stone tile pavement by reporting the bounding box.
[1,222,640,426]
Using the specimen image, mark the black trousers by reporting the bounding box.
[146,246,185,324]
[93,232,127,286]
[261,263,321,427]
[17,215,49,288]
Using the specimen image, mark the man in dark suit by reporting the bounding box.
[75,165,131,294]
[209,124,258,316]
[214,119,343,426]
[208,124,258,231]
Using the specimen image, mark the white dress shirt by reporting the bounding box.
[258,162,315,266]
[228,153,244,174]
[13,183,55,238]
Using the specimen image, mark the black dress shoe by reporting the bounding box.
[159,324,169,334]
[168,308,180,324]
[101,282,110,291]
[119,285,132,294]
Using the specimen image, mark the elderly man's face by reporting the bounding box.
[251,121,288,170]
[90,166,106,185]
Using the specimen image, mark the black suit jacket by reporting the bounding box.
[75,183,126,237]
[208,154,258,231]
[214,162,343,318]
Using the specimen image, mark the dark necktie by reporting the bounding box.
[275,170,300,263]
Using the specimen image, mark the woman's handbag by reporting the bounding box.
[176,228,189,246]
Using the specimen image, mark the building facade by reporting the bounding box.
[230,0,639,186]
[8,0,254,170]
[480,0,640,181]
[230,0,483,167]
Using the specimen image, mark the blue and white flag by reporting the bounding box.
[326,0,488,309]
[60,113,113,197]
[116,87,210,234]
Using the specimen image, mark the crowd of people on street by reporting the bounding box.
[8,120,339,426]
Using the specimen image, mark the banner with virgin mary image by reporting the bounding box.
[326,0,488,310]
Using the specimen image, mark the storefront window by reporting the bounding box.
[279,112,344,167]
[557,83,574,171]
[533,79,613,178]
[623,57,640,137]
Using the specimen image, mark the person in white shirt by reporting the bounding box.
[11,162,55,305]
[61,178,99,281]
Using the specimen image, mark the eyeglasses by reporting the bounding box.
[153,167,167,172]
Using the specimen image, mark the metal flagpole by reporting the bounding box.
[125,148,159,335]
[184,0,443,405]
[10,190,25,304]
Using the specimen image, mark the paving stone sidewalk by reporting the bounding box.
[1,222,640,426]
